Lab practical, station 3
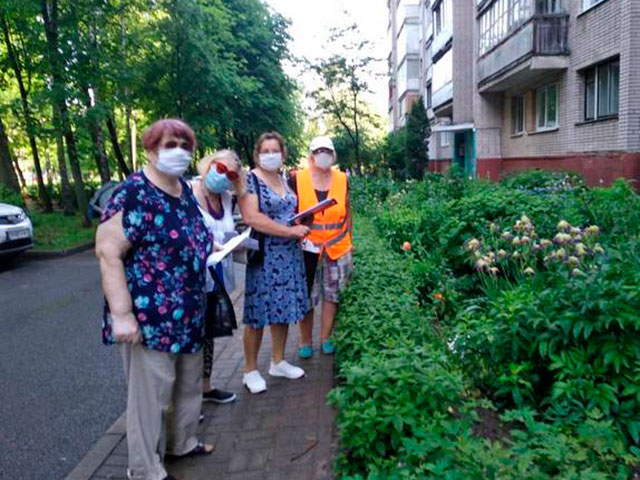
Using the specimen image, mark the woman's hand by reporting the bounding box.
[288,225,310,239]
[111,312,142,344]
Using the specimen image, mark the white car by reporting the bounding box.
[0,203,34,256]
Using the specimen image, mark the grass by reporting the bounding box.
[29,210,97,251]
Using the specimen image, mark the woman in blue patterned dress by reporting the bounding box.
[95,119,214,480]
[238,132,310,394]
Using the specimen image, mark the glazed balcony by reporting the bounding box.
[477,12,570,92]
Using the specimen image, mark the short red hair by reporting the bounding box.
[142,119,197,153]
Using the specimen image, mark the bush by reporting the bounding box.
[0,183,24,207]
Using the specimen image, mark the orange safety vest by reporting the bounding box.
[296,167,352,260]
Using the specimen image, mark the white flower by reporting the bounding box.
[567,256,580,267]
[489,267,500,276]
[571,268,586,277]
[520,236,531,244]
[540,239,552,249]
[501,231,514,241]
[512,237,521,247]
[593,244,605,254]
[586,225,601,236]
[497,249,508,259]
[554,233,571,245]
[523,267,535,276]
[466,238,481,252]
[557,220,571,232]
[575,243,587,256]
[570,227,582,237]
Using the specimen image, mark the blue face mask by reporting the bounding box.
[204,168,233,194]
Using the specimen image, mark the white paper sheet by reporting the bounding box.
[207,228,252,266]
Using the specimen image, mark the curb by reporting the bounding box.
[64,414,126,480]
[64,282,245,480]
[27,241,95,260]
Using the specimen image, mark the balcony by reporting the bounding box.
[477,13,569,92]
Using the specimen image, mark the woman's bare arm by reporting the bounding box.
[95,212,141,343]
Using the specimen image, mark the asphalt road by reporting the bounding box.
[0,251,125,480]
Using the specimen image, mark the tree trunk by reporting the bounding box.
[1,15,53,211]
[41,0,91,226]
[106,114,131,178]
[0,116,20,192]
[12,157,26,191]
[83,87,110,183]
[53,106,74,215]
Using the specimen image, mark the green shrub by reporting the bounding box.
[0,183,24,207]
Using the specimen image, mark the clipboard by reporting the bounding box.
[288,198,337,226]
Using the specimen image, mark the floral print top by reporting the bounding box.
[100,171,213,354]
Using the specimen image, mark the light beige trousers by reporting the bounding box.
[120,343,203,480]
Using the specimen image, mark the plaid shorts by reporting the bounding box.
[311,251,353,305]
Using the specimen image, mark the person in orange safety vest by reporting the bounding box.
[287,135,354,358]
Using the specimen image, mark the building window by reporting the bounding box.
[536,0,561,13]
[582,0,608,11]
[433,0,451,35]
[479,0,533,55]
[426,83,432,108]
[511,95,525,135]
[432,47,452,92]
[536,84,558,130]
[584,60,619,120]
[440,132,450,147]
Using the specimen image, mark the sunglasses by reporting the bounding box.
[213,161,239,181]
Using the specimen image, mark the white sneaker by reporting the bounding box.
[269,360,305,379]
[242,370,267,394]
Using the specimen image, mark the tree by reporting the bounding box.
[307,24,380,174]
[0,4,52,210]
[0,115,20,192]
[40,0,90,226]
[405,97,430,180]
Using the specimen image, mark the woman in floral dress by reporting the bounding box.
[238,131,310,394]
[95,119,214,480]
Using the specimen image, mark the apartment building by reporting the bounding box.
[388,0,421,131]
[389,0,640,185]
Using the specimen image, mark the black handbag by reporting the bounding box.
[246,172,265,267]
[204,266,237,339]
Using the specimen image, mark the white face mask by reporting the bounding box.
[314,152,334,170]
[155,147,192,177]
[259,152,283,172]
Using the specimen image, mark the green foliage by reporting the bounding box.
[405,97,430,180]
[333,171,640,478]
[0,182,23,206]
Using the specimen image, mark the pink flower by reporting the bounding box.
[157,262,166,271]
[137,313,147,322]
[169,230,179,239]
[158,306,167,315]
[157,284,165,293]
[401,241,411,251]
[160,336,171,345]
[143,274,152,283]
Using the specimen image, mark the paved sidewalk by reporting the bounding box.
[68,265,336,480]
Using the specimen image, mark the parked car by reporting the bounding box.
[0,203,34,256]
[88,180,120,218]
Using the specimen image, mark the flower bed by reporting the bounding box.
[331,170,640,479]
